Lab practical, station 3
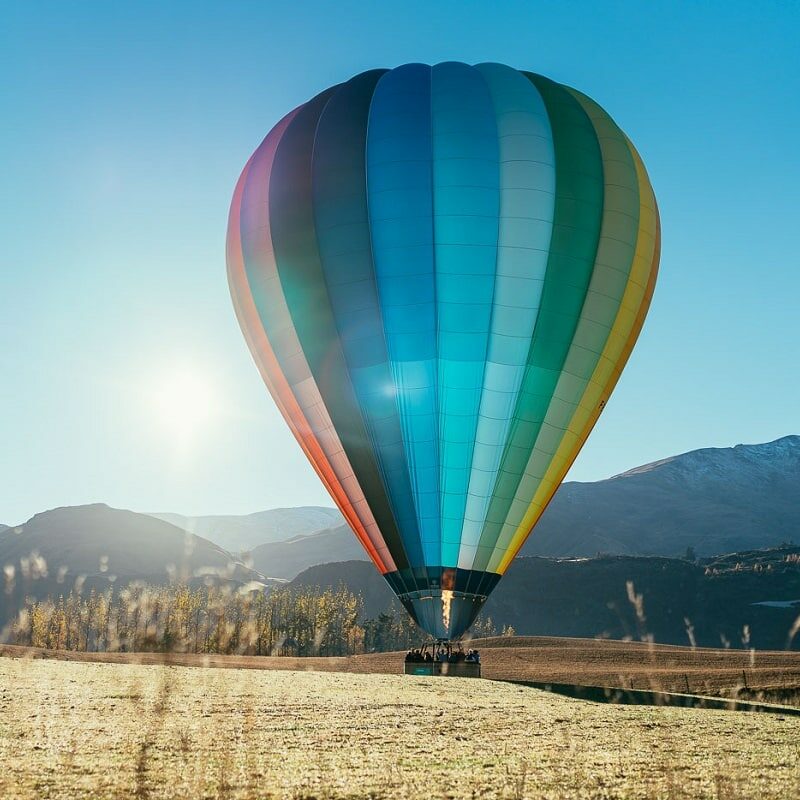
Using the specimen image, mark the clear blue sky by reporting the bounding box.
[2,1,798,525]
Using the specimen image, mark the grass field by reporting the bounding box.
[2,646,800,799]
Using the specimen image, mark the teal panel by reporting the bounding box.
[431,62,500,567]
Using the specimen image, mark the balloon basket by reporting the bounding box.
[403,661,481,678]
[402,639,482,678]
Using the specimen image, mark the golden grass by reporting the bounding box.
[1,654,799,799]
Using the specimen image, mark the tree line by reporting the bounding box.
[9,583,500,656]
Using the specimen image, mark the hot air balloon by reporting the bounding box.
[226,63,660,642]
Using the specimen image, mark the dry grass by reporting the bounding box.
[1,653,799,799]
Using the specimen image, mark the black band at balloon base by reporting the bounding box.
[397,592,487,640]
[382,567,501,640]
[382,566,501,599]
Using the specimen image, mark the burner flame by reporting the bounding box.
[441,589,453,634]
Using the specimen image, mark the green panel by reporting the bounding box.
[430,62,500,567]
[485,87,641,572]
[472,74,605,572]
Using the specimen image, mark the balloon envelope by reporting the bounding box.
[227,63,660,640]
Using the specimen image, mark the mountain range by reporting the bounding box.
[249,525,363,578]
[519,435,799,558]
[2,435,798,634]
[164,435,800,575]
[178,435,798,570]
[150,436,800,579]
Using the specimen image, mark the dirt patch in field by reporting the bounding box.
[475,636,800,699]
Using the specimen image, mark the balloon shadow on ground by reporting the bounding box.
[499,680,800,717]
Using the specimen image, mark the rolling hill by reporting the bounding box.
[249,524,364,579]
[0,504,268,625]
[290,547,800,650]
[292,559,397,618]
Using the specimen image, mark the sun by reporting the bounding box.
[148,367,218,447]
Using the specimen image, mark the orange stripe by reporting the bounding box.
[226,157,391,573]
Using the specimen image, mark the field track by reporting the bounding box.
[3,635,800,700]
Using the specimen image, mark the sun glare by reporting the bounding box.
[149,367,218,447]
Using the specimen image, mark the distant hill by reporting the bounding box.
[289,547,800,650]
[488,548,800,649]
[250,525,364,579]
[149,506,343,552]
[521,436,800,558]
[0,504,269,625]
[291,560,394,615]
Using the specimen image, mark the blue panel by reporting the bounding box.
[431,63,500,567]
[312,70,426,570]
[367,64,441,565]
[457,63,556,569]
